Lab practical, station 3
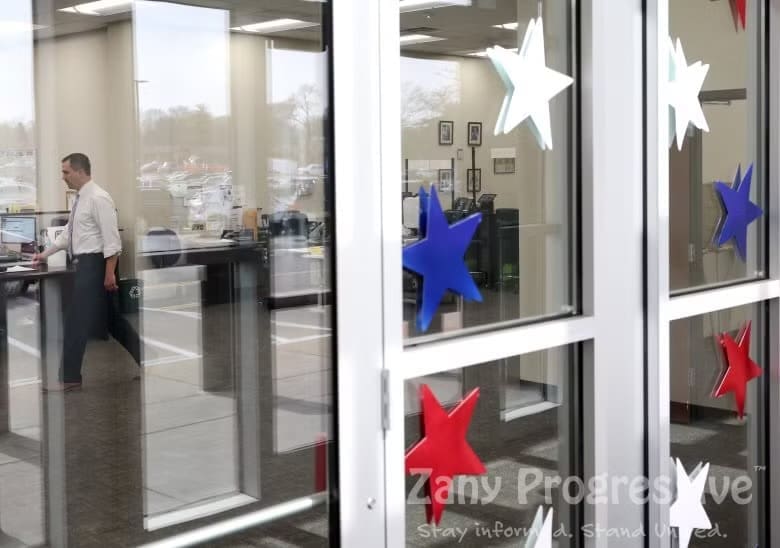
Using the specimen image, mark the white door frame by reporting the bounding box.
[371,1,647,547]
[337,0,780,545]
[645,0,780,547]
[331,0,389,545]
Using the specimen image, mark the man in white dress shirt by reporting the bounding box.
[34,153,137,391]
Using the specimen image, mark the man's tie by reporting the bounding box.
[67,193,80,259]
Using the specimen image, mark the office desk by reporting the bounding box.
[0,264,74,432]
[0,264,73,545]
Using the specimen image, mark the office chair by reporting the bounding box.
[143,227,181,268]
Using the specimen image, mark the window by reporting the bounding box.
[668,0,767,293]
[404,347,580,545]
[669,304,767,546]
[400,2,577,340]
[0,1,336,545]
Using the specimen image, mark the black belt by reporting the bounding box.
[71,253,104,264]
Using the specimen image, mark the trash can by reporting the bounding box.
[119,278,143,314]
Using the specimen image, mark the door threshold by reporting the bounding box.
[145,493,257,531]
[501,401,560,422]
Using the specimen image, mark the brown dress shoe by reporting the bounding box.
[43,382,82,393]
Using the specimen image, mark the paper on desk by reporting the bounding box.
[6,265,33,272]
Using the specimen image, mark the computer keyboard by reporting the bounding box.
[0,255,21,263]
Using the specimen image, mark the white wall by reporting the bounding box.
[35,30,110,212]
[34,25,138,274]
[107,22,138,273]
[670,0,748,90]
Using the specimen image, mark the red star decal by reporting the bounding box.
[712,321,761,419]
[405,385,486,524]
[730,0,747,30]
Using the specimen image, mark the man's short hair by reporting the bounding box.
[62,153,91,176]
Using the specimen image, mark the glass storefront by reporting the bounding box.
[0,0,778,546]
[0,0,335,545]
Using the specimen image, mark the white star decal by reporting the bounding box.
[521,506,552,548]
[487,17,573,150]
[669,458,712,548]
[668,37,709,150]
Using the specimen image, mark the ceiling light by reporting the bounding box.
[231,18,318,33]
[468,47,517,57]
[400,0,471,14]
[493,22,518,31]
[59,0,133,16]
[0,22,46,33]
[400,33,446,45]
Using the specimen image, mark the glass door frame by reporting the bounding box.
[645,0,780,547]
[330,0,391,546]
[369,1,649,547]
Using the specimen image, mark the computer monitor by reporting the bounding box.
[453,197,474,212]
[1,216,36,244]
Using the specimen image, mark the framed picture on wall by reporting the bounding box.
[467,122,482,146]
[438,169,453,191]
[467,168,481,193]
[439,121,454,145]
[66,190,77,211]
[493,157,515,174]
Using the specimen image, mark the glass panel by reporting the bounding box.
[0,2,44,545]
[400,1,576,341]
[405,347,579,545]
[0,1,335,545]
[669,304,766,546]
[668,1,766,293]
[134,1,240,517]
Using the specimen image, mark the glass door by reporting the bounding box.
[384,1,587,546]
[0,1,361,546]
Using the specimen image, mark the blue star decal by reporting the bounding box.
[403,186,482,332]
[713,164,762,261]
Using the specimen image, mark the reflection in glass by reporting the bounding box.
[400,3,576,340]
[133,2,242,525]
[668,1,766,293]
[131,0,334,541]
[0,1,44,545]
[0,0,37,213]
[669,304,766,546]
[404,347,578,546]
[0,0,334,545]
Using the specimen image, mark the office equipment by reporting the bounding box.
[1,216,35,244]
[142,227,182,268]
[477,193,497,214]
[445,197,477,224]
[268,211,308,238]
[452,197,475,212]
[493,208,520,291]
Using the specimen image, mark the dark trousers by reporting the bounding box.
[62,254,141,383]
